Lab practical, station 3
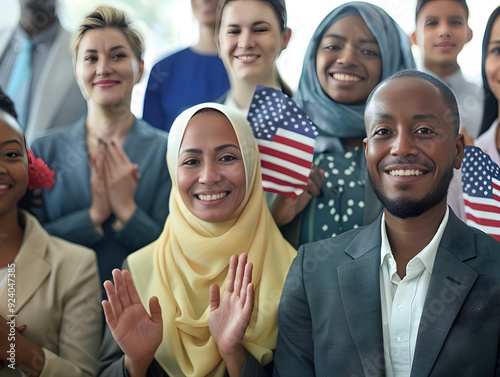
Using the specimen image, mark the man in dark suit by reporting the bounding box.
[274,70,500,376]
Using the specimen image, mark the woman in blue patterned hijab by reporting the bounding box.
[292,1,415,245]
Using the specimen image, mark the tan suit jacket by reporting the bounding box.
[0,211,102,376]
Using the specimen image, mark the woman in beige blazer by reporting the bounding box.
[0,89,102,376]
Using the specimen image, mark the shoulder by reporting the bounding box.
[31,117,85,150]
[134,118,168,140]
[154,47,192,67]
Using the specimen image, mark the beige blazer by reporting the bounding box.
[0,211,102,376]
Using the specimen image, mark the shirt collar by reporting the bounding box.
[12,20,59,50]
[380,207,450,275]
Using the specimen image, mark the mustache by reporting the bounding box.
[378,158,433,171]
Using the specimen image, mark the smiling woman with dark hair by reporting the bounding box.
[0,88,101,376]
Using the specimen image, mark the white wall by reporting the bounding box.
[2,0,498,114]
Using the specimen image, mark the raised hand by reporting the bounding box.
[209,253,254,376]
[102,269,162,367]
[102,141,140,224]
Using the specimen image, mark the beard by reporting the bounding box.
[368,164,455,219]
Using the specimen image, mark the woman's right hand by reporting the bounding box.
[102,269,163,375]
[89,143,112,229]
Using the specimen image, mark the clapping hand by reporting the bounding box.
[102,269,162,372]
[209,253,254,376]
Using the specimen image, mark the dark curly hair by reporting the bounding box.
[0,87,19,120]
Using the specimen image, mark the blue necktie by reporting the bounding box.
[6,38,33,128]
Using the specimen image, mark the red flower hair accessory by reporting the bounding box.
[27,149,55,191]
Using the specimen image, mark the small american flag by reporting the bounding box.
[462,146,500,241]
[248,86,318,199]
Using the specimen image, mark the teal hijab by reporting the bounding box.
[293,2,415,146]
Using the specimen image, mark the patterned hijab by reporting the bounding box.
[293,1,415,141]
[128,103,296,377]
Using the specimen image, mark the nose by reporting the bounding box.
[199,161,222,184]
[336,46,356,67]
[391,130,418,157]
[237,29,255,49]
[96,58,112,76]
[438,23,451,38]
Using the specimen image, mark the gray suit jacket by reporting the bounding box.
[0,25,86,143]
[274,210,500,376]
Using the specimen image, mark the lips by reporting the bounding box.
[435,41,455,51]
[236,55,259,62]
[94,80,119,88]
[196,192,229,201]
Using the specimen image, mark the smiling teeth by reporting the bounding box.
[198,192,228,201]
[0,184,8,189]
[238,55,258,61]
[333,73,361,82]
[389,170,424,176]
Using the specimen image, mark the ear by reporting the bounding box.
[465,26,473,44]
[454,133,465,170]
[410,31,419,46]
[215,35,222,58]
[281,28,292,51]
[363,137,368,156]
[137,60,144,84]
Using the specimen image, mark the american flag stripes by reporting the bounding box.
[248,86,318,199]
[461,146,500,241]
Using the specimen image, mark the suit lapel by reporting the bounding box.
[339,218,386,377]
[0,213,51,317]
[411,212,478,377]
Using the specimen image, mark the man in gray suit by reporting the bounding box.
[0,0,86,143]
[274,70,500,376]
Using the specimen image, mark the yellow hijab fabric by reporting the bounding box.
[128,103,296,377]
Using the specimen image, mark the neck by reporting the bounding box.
[192,23,218,54]
[384,202,447,278]
[424,59,460,79]
[0,209,23,267]
[20,11,57,37]
[230,70,281,111]
[86,102,135,140]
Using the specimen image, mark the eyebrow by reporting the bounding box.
[0,139,23,147]
[83,45,129,54]
[179,144,241,155]
[370,113,440,122]
[226,20,272,28]
[490,40,500,45]
[321,33,378,45]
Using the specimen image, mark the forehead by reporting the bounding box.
[181,111,238,147]
[221,0,279,24]
[366,77,449,121]
[418,0,467,19]
[491,15,500,38]
[0,111,25,144]
[322,14,375,41]
[78,27,131,53]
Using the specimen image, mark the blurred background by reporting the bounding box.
[2,0,498,117]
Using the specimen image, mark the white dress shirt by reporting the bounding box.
[380,207,450,377]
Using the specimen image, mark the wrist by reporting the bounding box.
[114,202,137,225]
[124,354,154,377]
[16,335,45,377]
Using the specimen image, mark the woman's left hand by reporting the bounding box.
[209,253,254,376]
[271,164,325,227]
[102,141,140,224]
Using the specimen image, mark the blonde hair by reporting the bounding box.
[71,6,144,64]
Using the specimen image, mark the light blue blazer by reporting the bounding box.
[31,117,171,284]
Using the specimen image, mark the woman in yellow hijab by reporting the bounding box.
[97,103,296,377]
